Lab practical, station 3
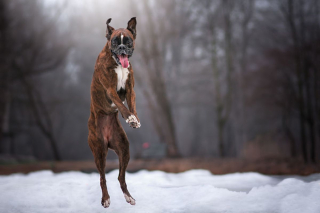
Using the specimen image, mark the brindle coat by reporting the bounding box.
[88,18,139,208]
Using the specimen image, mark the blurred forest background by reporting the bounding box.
[0,0,319,164]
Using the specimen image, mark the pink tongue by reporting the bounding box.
[118,55,129,68]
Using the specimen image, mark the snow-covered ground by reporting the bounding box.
[0,169,319,213]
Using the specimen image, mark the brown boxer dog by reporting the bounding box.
[88,17,140,208]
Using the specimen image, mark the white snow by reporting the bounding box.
[0,169,319,213]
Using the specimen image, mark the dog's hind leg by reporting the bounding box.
[94,145,110,208]
[117,141,135,205]
[108,114,135,205]
[88,114,110,208]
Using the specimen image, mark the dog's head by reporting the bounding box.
[106,17,137,68]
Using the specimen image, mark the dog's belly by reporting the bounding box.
[99,113,117,144]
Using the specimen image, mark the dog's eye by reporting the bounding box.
[127,42,133,47]
[111,40,117,46]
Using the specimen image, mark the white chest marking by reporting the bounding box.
[114,65,129,91]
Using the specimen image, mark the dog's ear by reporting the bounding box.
[127,17,137,39]
[106,18,114,40]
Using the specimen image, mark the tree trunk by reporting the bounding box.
[211,20,226,157]
[45,132,61,161]
[218,118,226,157]
[221,0,234,157]
[284,0,308,162]
[16,65,61,161]
[298,0,317,163]
[282,112,296,157]
[237,0,254,153]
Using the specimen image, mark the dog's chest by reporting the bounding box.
[114,65,129,91]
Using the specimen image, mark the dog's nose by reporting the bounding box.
[118,44,126,50]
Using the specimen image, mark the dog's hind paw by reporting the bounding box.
[101,198,110,208]
[124,194,136,205]
[126,115,141,128]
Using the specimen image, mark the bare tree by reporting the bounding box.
[206,0,236,157]
[234,0,255,152]
[0,0,71,160]
[278,0,319,163]
[129,0,192,157]
[250,0,320,163]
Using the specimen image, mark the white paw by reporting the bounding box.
[124,194,136,205]
[135,122,141,128]
[126,114,137,123]
[125,115,141,128]
[102,198,110,208]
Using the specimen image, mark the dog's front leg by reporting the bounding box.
[106,89,138,125]
[125,78,140,128]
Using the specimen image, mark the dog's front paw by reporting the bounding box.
[126,115,141,128]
